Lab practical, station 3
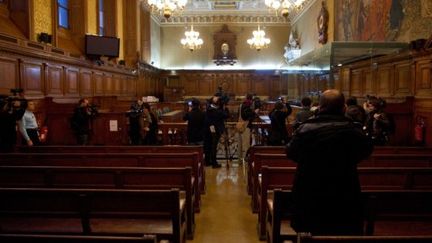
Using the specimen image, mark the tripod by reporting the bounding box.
[219,122,238,169]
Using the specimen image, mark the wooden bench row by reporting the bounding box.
[257,166,432,240]
[0,165,196,239]
[249,152,432,214]
[0,234,158,243]
[0,188,187,243]
[267,189,432,243]
[17,145,206,194]
[0,152,203,213]
[296,234,432,243]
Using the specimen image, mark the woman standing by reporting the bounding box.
[142,103,159,145]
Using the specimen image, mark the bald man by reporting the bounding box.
[286,89,373,235]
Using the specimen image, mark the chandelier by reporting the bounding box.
[264,0,306,18]
[180,25,203,52]
[247,25,271,51]
[147,0,187,19]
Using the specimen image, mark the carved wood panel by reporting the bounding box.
[415,60,432,97]
[94,72,104,95]
[21,60,43,96]
[350,69,362,97]
[104,74,113,95]
[183,78,197,95]
[253,79,269,96]
[0,56,18,94]
[377,65,393,97]
[235,77,249,96]
[80,69,93,96]
[394,61,412,96]
[45,64,63,97]
[113,75,121,95]
[341,68,350,95]
[363,69,375,96]
[64,67,79,97]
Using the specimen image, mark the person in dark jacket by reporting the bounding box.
[345,96,366,125]
[364,96,394,146]
[293,96,314,129]
[204,96,229,168]
[71,98,97,145]
[286,89,373,236]
[142,103,159,145]
[238,93,259,162]
[128,98,144,145]
[268,100,292,145]
[183,98,205,145]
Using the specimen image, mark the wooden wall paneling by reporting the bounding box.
[0,55,19,94]
[341,68,350,96]
[113,75,121,95]
[64,66,79,97]
[183,76,198,96]
[79,69,93,97]
[253,77,269,96]
[394,61,412,96]
[118,76,126,96]
[93,71,104,96]
[376,65,393,97]
[333,70,341,91]
[45,63,64,97]
[20,59,44,96]
[198,75,214,96]
[350,69,362,97]
[104,73,114,96]
[363,68,375,96]
[270,76,282,98]
[126,76,136,96]
[415,59,432,97]
[8,0,30,38]
[414,98,432,146]
[235,75,250,96]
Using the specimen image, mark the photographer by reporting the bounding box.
[268,100,292,145]
[142,103,158,145]
[70,98,97,145]
[128,97,144,145]
[0,90,27,152]
[204,96,229,168]
[363,96,394,145]
[238,93,260,162]
[18,100,40,146]
[183,98,205,145]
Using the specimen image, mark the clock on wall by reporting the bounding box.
[317,1,329,44]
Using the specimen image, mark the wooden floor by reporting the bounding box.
[189,162,261,243]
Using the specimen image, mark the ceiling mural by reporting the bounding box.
[335,0,432,42]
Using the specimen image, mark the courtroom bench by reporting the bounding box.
[17,145,206,194]
[0,188,186,243]
[0,234,157,243]
[0,166,196,239]
[0,152,202,212]
[296,234,432,243]
[258,166,432,240]
[266,189,432,243]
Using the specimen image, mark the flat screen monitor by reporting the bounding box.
[85,35,120,57]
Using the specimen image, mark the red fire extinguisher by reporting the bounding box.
[39,126,48,143]
[414,116,425,145]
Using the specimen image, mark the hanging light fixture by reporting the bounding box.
[180,25,203,52]
[247,25,271,51]
[264,0,305,18]
[147,0,187,19]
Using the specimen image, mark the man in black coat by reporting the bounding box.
[286,89,373,235]
[183,98,205,145]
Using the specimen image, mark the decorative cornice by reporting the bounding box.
[159,15,289,26]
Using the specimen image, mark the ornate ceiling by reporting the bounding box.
[142,0,315,25]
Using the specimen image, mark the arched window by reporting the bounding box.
[98,0,104,35]
[57,0,69,28]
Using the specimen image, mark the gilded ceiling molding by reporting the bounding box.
[159,15,289,25]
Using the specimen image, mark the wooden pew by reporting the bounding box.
[0,166,196,239]
[266,190,432,243]
[0,234,157,243]
[0,152,202,212]
[0,188,186,243]
[18,145,206,194]
[251,153,296,212]
[297,234,432,243]
[259,166,432,240]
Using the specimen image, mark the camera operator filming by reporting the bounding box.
[127,97,144,145]
[204,94,229,168]
[0,89,27,152]
[70,98,98,145]
[237,93,260,163]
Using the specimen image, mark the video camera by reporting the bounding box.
[0,88,27,116]
[214,86,230,106]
